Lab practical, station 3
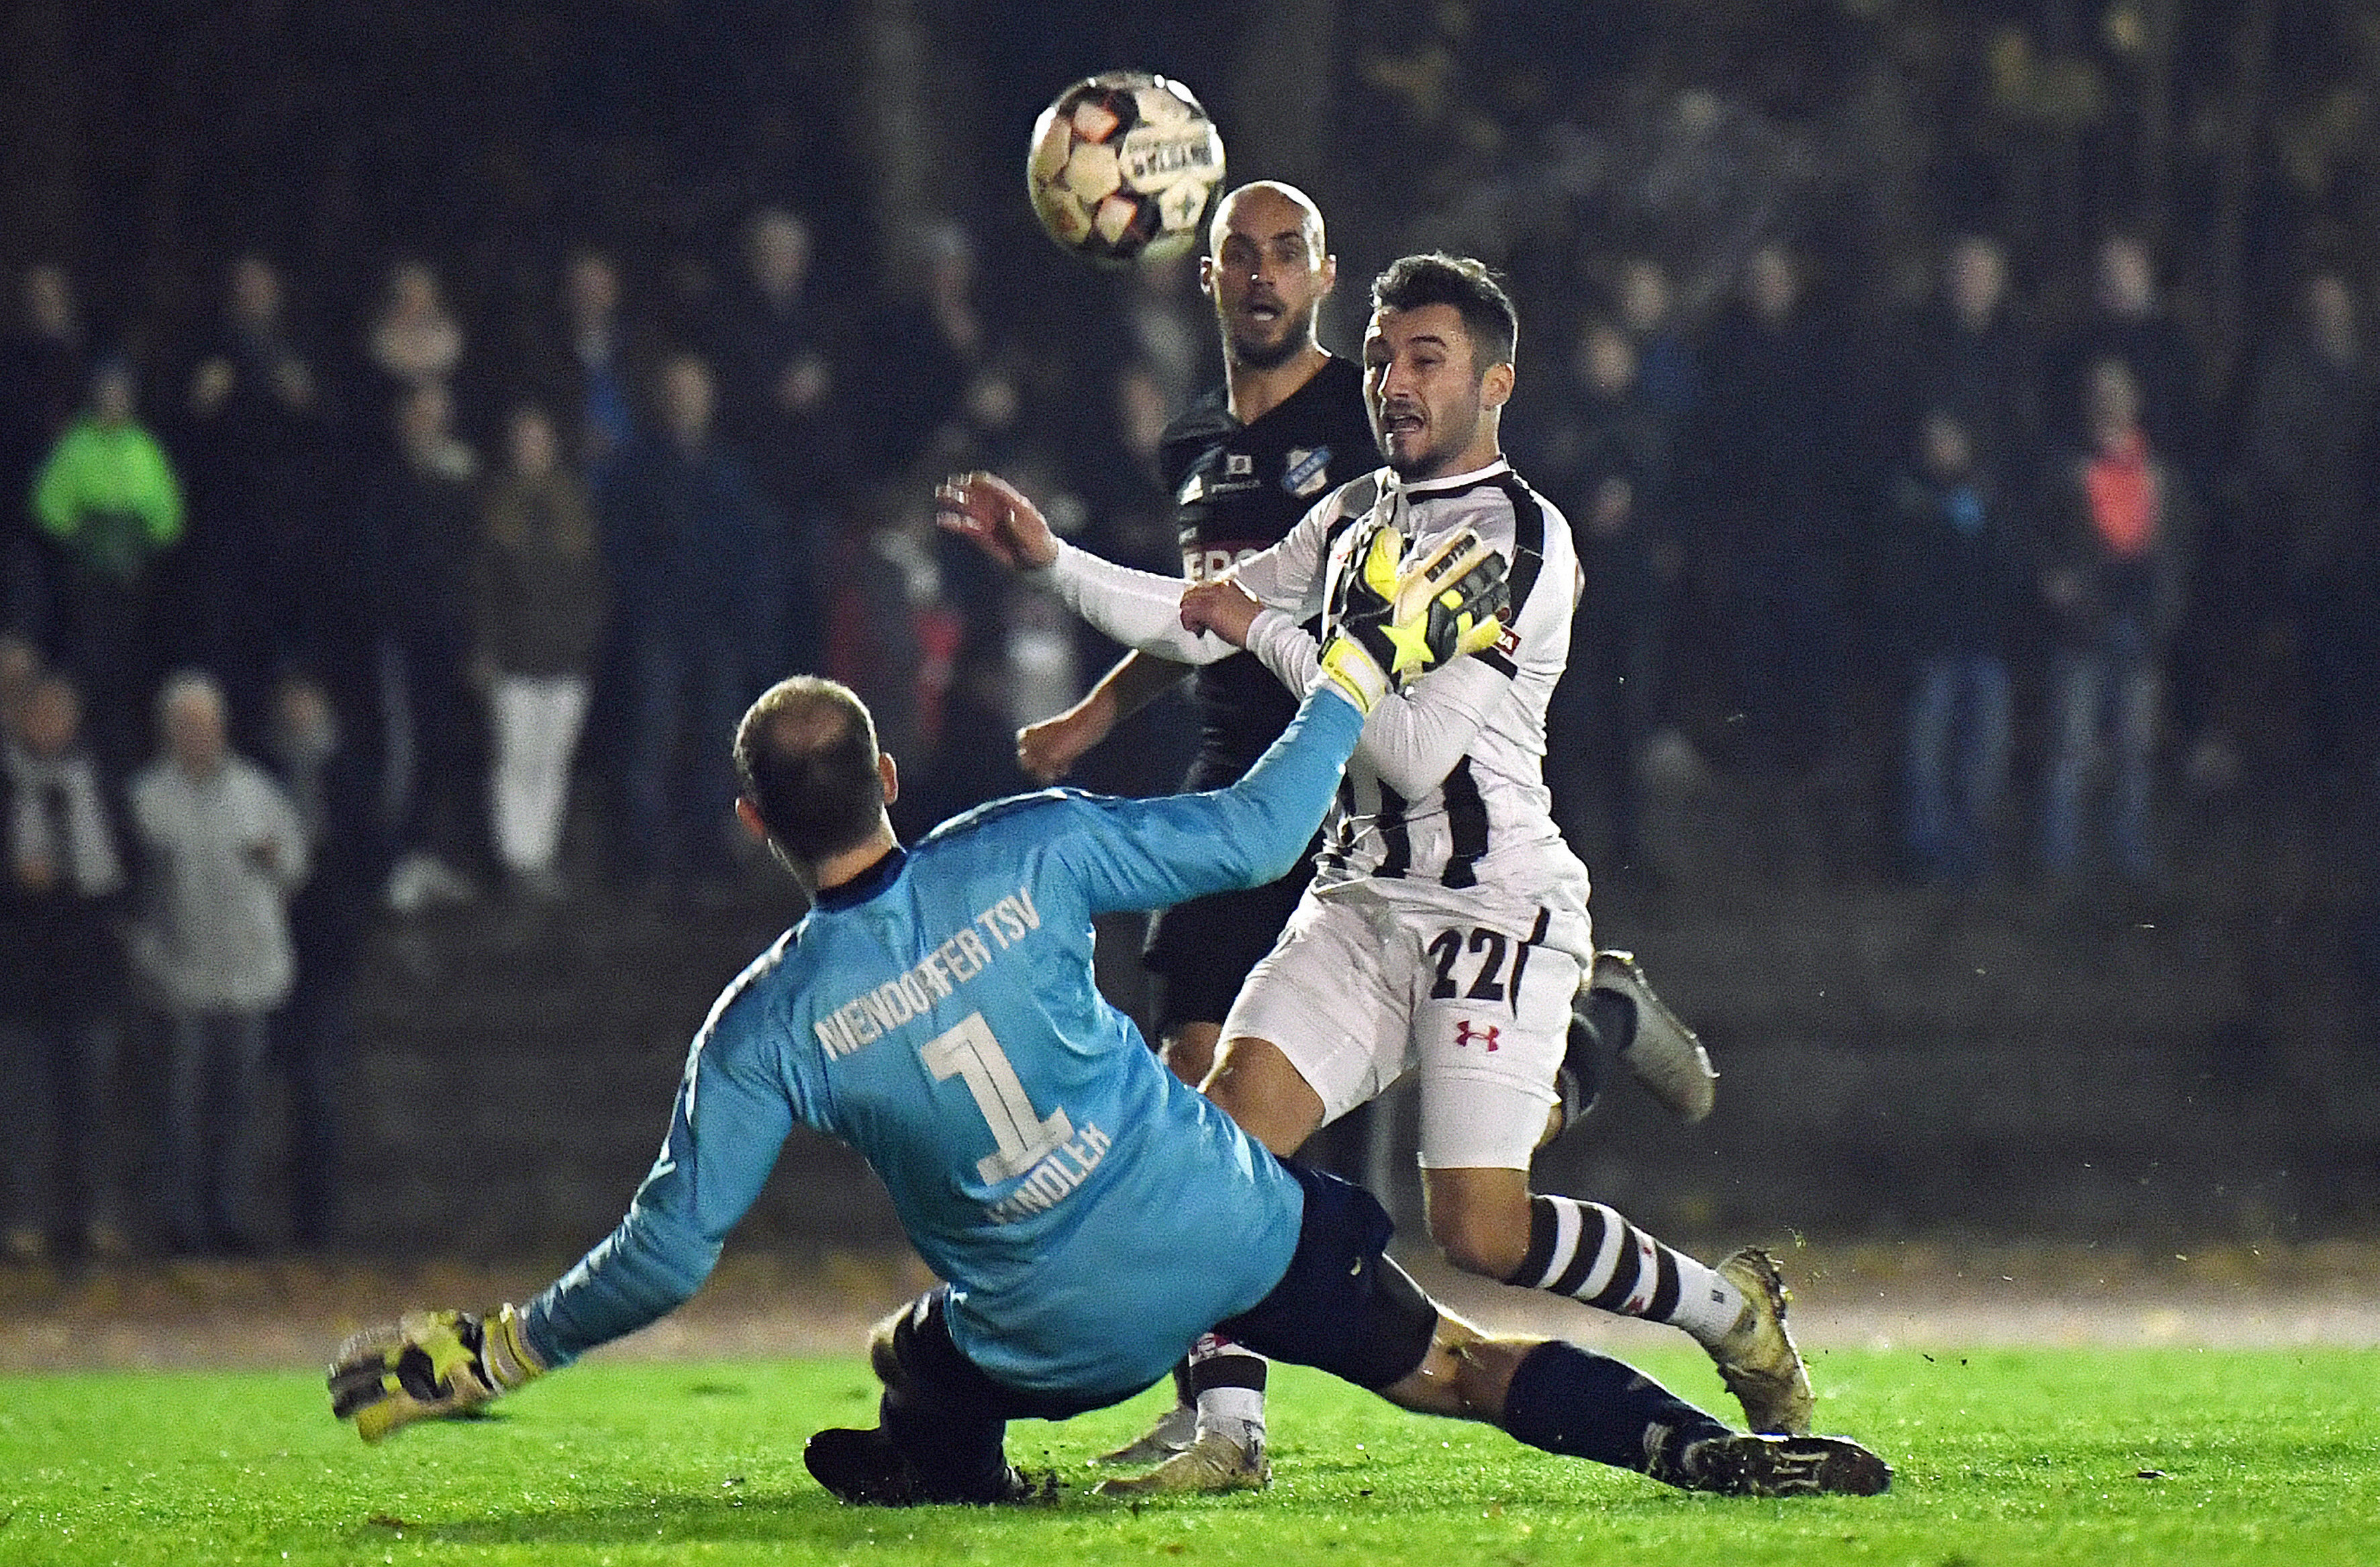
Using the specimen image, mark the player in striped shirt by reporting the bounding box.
[938,254,1812,1495]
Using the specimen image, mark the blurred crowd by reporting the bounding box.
[1503,230,2380,893]
[3,196,2377,1264]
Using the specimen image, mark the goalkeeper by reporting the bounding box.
[330,525,1890,1505]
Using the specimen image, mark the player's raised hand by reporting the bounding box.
[328,1305,546,1444]
[1178,579,1262,647]
[1319,525,1510,711]
[934,471,1059,570]
[1018,699,1110,782]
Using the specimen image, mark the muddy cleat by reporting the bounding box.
[1709,1247,1816,1435]
[1092,1429,1271,1498]
[1648,1427,1892,1497]
[804,1425,1032,1507]
[1095,1401,1198,1467]
[1591,950,1716,1122]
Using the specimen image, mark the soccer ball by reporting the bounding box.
[1027,71,1224,268]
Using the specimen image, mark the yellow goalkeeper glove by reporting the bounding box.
[328,1304,546,1444]
[1319,523,1511,711]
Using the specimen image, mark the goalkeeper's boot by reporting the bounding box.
[1707,1247,1815,1436]
[1647,1427,1891,1497]
[1591,949,1716,1123]
[804,1425,1030,1507]
[1094,1401,1198,1467]
[1092,1429,1270,1497]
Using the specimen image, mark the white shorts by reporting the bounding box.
[1220,885,1590,1170]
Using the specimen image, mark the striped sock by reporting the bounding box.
[1187,1332,1267,1450]
[1507,1195,1745,1346]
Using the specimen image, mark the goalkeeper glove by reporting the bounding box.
[1319,523,1511,711]
[328,1303,546,1444]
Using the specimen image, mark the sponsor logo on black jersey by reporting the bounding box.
[1183,542,1266,581]
[1282,446,1333,497]
[1185,448,1260,501]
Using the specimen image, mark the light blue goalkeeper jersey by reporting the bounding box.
[521,685,1365,1398]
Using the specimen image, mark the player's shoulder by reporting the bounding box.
[911,785,1138,879]
[1319,465,1389,527]
[921,785,1084,847]
[1290,352,1369,416]
[1413,462,1565,542]
[692,925,801,1058]
[1157,385,1236,482]
[1489,465,1571,547]
[1260,354,1373,452]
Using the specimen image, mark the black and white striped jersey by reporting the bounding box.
[1232,457,1587,910]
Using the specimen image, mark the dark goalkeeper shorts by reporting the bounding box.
[1142,860,1314,1035]
[875,1162,1438,1506]
[1218,1159,1440,1391]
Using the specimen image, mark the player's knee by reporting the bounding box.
[1448,1333,1532,1420]
[1422,1179,1532,1281]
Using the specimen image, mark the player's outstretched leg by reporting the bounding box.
[1504,1197,1814,1435]
[1093,1334,1271,1497]
[1404,1323,1887,1499]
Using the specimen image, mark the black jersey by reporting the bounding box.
[1158,353,1377,788]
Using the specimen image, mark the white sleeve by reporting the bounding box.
[1039,541,1236,665]
[1246,607,1505,797]
[1244,607,1322,697]
[1354,654,1506,799]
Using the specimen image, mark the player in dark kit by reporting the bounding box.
[1021,181,1372,1092]
[1018,183,1389,1467]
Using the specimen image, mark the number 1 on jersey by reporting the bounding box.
[922,1013,1076,1183]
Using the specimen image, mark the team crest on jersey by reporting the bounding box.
[1226,452,1254,477]
[1282,446,1332,497]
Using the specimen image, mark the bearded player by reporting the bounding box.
[940,254,1798,1497]
[1016,187,1721,1479]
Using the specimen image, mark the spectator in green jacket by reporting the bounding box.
[30,360,184,769]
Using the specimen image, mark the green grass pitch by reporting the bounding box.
[3,1346,2375,1566]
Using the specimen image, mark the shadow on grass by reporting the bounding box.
[393,1484,1101,1550]
[397,1496,869,1549]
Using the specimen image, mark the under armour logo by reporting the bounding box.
[1455,1019,1501,1051]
